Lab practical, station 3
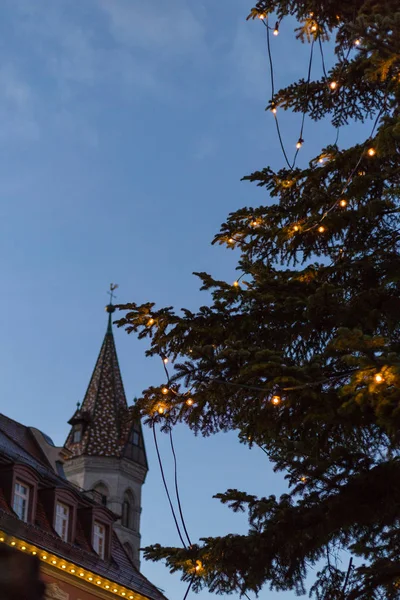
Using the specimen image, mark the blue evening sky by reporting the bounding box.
[0,2,369,599]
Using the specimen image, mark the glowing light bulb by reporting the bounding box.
[161,386,169,395]
[113,589,118,593]
[186,398,194,406]
[122,593,126,596]
[233,280,240,288]
[62,565,67,570]
[311,23,317,32]
[32,551,37,555]
[228,237,234,244]
[195,561,203,572]
[157,405,165,414]
[329,81,338,90]
[273,24,279,36]
[339,199,347,208]
[367,147,376,157]
[258,13,266,20]
[375,373,384,383]
[296,138,304,149]
[79,572,84,576]
[355,38,361,46]
[52,560,57,565]
[271,395,281,405]
[318,226,326,233]
[88,577,93,581]
[106,585,110,589]
[300,476,307,483]
[70,569,75,574]
[271,106,277,114]
[0,537,4,542]
[42,555,47,560]
[319,157,324,163]
[97,581,102,585]
[11,542,16,546]
[21,546,26,551]
[163,357,169,364]
[147,318,155,327]
[293,224,300,232]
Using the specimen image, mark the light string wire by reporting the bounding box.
[263,15,316,170]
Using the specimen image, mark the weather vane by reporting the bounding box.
[107,283,119,304]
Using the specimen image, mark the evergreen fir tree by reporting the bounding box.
[117,1,400,597]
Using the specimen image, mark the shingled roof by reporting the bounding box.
[0,415,165,600]
[64,306,147,469]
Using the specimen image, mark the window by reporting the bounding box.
[55,502,69,542]
[93,482,108,507]
[131,426,141,447]
[13,481,29,522]
[122,500,130,528]
[93,522,106,559]
[121,490,134,529]
[72,424,82,443]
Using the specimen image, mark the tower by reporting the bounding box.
[63,303,148,570]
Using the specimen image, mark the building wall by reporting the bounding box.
[63,456,145,570]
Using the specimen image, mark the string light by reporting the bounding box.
[157,405,165,415]
[367,147,376,157]
[88,577,93,581]
[97,580,102,585]
[195,561,203,572]
[52,559,57,565]
[161,387,169,395]
[355,39,361,46]
[329,81,338,90]
[339,199,347,208]
[186,398,194,406]
[271,395,281,405]
[147,318,155,327]
[374,373,384,383]
[32,551,37,555]
[296,137,304,149]
[318,225,326,233]
[11,541,16,546]
[300,476,307,483]
[163,357,169,364]
[105,585,110,589]
[70,569,75,574]
[21,546,26,550]
[293,224,300,232]
[311,23,318,32]
[273,22,279,36]
[228,237,234,244]
[42,555,47,560]
[233,280,240,288]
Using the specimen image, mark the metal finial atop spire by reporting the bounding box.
[106,284,118,332]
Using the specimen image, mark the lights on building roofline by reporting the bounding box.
[0,531,145,600]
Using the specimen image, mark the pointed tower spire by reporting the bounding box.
[64,290,147,468]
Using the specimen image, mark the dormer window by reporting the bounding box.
[13,481,29,522]
[73,424,82,443]
[55,502,70,542]
[93,521,106,559]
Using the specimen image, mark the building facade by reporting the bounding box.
[0,305,166,600]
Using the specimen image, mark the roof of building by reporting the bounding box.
[64,306,147,469]
[0,414,166,600]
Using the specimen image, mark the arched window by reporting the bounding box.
[121,490,135,529]
[123,542,133,561]
[93,482,109,507]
